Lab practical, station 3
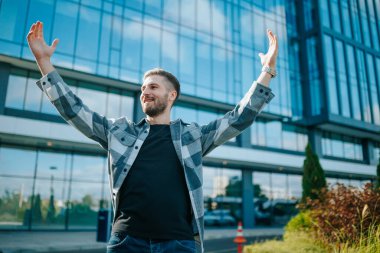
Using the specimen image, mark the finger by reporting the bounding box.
[267,29,273,45]
[51,39,59,50]
[27,23,36,40]
[37,21,42,38]
[40,22,44,39]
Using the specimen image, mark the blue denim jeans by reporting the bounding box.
[106,232,196,253]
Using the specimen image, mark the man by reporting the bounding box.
[27,21,277,253]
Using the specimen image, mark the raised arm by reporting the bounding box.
[200,29,278,156]
[26,21,114,150]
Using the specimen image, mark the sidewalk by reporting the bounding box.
[0,227,283,253]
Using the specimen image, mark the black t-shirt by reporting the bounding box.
[112,124,193,240]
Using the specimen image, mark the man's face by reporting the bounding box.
[140,75,173,117]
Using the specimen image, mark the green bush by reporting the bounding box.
[285,211,313,233]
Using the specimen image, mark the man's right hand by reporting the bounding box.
[26,21,58,75]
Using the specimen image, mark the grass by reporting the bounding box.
[243,231,327,253]
[243,225,380,253]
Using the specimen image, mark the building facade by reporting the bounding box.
[0,0,379,230]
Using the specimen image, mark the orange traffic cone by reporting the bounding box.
[233,221,247,253]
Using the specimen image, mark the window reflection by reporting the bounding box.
[323,35,339,114]
[5,73,27,110]
[322,132,363,160]
[204,167,242,226]
[251,119,308,152]
[0,145,108,230]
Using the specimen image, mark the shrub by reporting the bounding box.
[285,210,313,233]
[306,183,380,246]
[302,143,326,203]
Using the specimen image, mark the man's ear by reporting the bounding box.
[169,89,177,102]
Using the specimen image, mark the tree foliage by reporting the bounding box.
[302,143,326,203]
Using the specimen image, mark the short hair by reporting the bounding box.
[143,68,181,103]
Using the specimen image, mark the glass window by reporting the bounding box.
[0,0,27,43]
[341,0,352,38]
[179,36,195,94]
[241,55,254,95]
[121,19,142,73]
[68,182,102,229]
[24,75,42,112]
[77,82,108,116]
[323,36,339,114]
[288,175,302,200]
[196,41,212,90]
[172,104,197,122]
[306,37,323,115]
[198,108,218,126]
[212,46,227,101]
[0,147,36,177]
[365,54,380,125]
[330,0,341,32]
[350,0,362,42]
[106,88,122,119]
[303,0,316,31]
[163,0,179,23]
[320,0,330,28]
[161,31,179,76]
[346,45,362,121]
[212,0,226,39]
[53,0,79,56]
[358,0,371,47]
[98,13,112,67]
[282,125,297,151]
[356,50,372,123]
[120,91,135,121]
[266,121,282,148]
[253,172,271,200]
[367,0,379,50]
[71,154,105,183]
[335,40,350,117]
[0,176,33,229]
[5,73,28,110]
[76,7,100,61]
[196,0,211,34]
[145,0,162,18]
[142,25,160,71]
[180,0,196,28]
[203,167,242,221]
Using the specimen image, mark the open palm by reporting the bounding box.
[258,29,278,68]
[27,21,59,61]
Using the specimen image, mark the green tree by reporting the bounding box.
[46,194,56,223]
[302,143,326,203]
[32,194,43,224]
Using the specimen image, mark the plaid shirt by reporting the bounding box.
[37,70,275,253]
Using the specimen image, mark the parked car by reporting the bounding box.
[204,209,237,227]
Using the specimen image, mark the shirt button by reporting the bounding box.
[259,88,263,93]
[42,81,46,85]
[135,146,138,149]
[144,130,148,133]
[265,92,269,96]
[121,137,125,141]
[123,169,127,172]
[48,78,51,82]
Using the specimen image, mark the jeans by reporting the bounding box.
[106,232,196,253]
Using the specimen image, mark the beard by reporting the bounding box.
[143,93,169,117]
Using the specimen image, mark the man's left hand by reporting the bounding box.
[258,29,278,68]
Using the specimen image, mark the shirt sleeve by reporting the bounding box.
[200,81,275,156]
[36,70,115,150]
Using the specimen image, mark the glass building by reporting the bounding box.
[0,0,378,230]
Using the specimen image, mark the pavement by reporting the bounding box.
[0,227,283,253]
